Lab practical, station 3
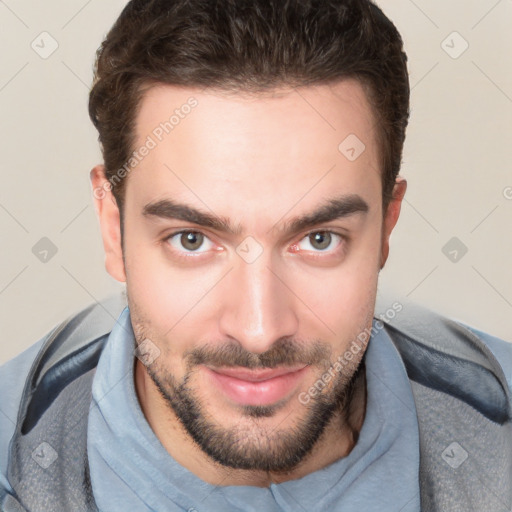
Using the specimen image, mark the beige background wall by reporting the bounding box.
[0,0,511,364]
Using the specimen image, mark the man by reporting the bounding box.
[1,0,511,511]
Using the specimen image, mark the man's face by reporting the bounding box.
[93,80,404,472]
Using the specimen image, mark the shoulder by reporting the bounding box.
[375,294,512,396]
[0,335,47,491]
[0,292,127,495]
[457,321,512,394]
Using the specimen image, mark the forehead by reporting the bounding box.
[126,80,381,229]
[134,79,377,156]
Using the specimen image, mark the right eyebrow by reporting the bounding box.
[142,199,243,235]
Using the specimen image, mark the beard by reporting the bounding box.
[136,328,367,473]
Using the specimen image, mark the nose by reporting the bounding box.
[218,249,299,354]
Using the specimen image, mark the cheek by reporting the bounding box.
[302,231,380,313]
[125,245,169,314]
[123,242,184,351]
[124,238,222,360]
[292,231,380,355]
[123,223,191,319]
[126,265,204,344]
[303,272,377,346]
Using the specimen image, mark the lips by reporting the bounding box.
[205,364,309,406]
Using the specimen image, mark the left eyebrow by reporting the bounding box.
[271,194,369,236]
[142,193,369,237]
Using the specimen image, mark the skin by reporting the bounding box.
[90,79,407,487]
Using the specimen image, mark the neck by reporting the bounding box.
[134,359,367,487]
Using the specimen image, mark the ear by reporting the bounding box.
[90,165,126,282]
[380,176,407,270]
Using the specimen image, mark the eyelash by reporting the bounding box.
[162,229,347,261]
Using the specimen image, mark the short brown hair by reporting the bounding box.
[89,0,409,214]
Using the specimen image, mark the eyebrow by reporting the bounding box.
[142,194,369,237]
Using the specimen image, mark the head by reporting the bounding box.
[89,0,409,473]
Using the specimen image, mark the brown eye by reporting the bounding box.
[309,231,332,250]
[180,231,204,251]
[167,231,214,254]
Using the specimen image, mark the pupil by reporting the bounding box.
[311,232,331,250]
[182,232,203,250]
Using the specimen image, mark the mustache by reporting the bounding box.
[186,337,331,370]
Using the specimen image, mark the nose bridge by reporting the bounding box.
[219,249,298,353]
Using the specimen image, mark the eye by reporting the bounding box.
[295,231,343,253]
[166,230,215,253]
